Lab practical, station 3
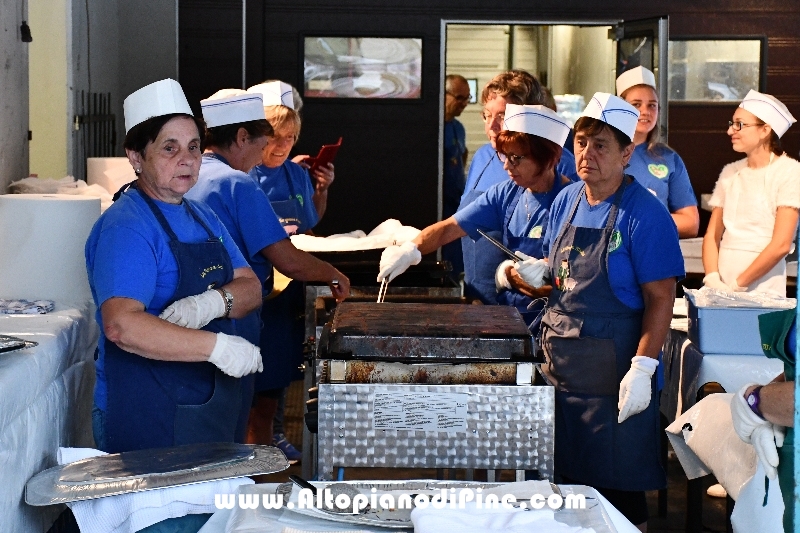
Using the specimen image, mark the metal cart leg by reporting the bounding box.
[486,470,497,483]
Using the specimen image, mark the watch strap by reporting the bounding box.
[217,288,233,318]
[746,386,765,419]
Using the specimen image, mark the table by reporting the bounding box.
[0,303,99,532]
[198,483,639,533]
[660,327,784,424]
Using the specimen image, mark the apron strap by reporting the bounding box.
[501,186,525,244]
[138,187,217,242]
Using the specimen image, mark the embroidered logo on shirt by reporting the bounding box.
[608,230,622,253]
[648,164,669,179]
[528,225,543,238]
[295,194,304,207]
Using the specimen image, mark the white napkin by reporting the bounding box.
[58,447,254,533]
[410,501,592,533]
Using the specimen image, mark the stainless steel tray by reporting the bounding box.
[279,480,618,532]
[26,443,289,506]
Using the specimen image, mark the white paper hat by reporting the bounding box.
[739,90,796,138]
[616,66,656,95]
[247,81,294,109]
[200,89,265,128]
[503,104,570,146]
[123,79,193,133]
[581,93,640,142]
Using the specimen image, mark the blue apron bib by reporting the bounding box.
[541,179,665,492]
[254,166,308,392]
[496,187,547,332]
[103,188,242,453]
[458,154,507,303]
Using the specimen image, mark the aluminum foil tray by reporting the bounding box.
[0,334,38,354]
[277,481,617,532]
[26,443,289,506]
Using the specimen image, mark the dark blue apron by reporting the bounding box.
[458,154,507,304]
[103,189,242,453]
[254,166,307,392]
[541,179,665,492]
[496,187,546,332]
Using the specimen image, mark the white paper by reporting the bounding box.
[372,392,468,432]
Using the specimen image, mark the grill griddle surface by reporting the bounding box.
[331,302,530,339]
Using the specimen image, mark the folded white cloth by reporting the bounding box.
[410,501,591,533]
[290,219,421,252]
[58,447,254,533]
[280,528,372,533]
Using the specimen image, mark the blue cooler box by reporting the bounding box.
[685,292,789,355]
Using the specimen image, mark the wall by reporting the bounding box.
[175,0,800,237]
[29,0,69,179]
[0,0,29,192]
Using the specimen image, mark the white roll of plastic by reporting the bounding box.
[0,194,100,306]
[86,157,136,196]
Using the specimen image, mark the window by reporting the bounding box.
[668,38,766,102]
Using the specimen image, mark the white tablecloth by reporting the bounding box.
[197,483,638,533]
[0,303,99,532]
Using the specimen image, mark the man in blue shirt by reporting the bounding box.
[443,74,471,277]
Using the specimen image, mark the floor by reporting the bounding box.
[256,380,731,532]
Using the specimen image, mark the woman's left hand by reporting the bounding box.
[312,163,335,193]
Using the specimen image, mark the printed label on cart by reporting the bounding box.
[372,392,468,432]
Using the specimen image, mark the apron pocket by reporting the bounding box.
[541,310,618,395]
[174,371,241,445]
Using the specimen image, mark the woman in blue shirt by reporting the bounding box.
[617,66,699,237]
[457,70,579,305]
[536,93,684,529]
[378,104,572,331]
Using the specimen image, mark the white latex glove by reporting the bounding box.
[377,241,421,282]
[208,332,263,378]
[515,257,549,289]
[494,260,515,291]
[730,384,784,479]
[160,289,226,329]
[702,272,731,291]
[618,356,659,423]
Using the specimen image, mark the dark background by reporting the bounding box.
[178,0,800,237]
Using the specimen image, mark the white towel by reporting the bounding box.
[290,219,421,252]
[58,447,254,533]
[410,501,593,533]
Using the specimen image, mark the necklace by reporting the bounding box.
[524,190,531,221]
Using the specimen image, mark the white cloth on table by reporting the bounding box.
[58,447,254,533]
[290,219,420,252]
[410,502,592,533]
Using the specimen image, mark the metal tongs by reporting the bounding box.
[377,278,389,303]
[477,229,524,262]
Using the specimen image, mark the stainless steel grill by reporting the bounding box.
[313,301,555,481]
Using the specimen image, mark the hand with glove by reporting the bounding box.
[160,289,226,329]
[208,332,263,378]
[377,241,422,282]
[730,384,784,479]
[494,260,516,291]
[702,272,731,292]
[515,256,549,289]
[618,356,659,423]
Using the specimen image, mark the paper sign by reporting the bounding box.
[373,392,468,432]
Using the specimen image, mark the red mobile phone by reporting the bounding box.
[305,137,343,173]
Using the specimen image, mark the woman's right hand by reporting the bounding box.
[208,333,263,377]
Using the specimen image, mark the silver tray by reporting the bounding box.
[26,443,289,506]
[280,480,618,532]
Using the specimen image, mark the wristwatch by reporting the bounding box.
[745,386,765,419]
[217,288,234,318]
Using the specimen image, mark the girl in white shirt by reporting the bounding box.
[703,90,800,297]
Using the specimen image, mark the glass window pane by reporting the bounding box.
[668,40,762,102]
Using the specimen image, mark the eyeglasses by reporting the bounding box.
[496,151,526,167]
[482,111,505,124]
[446,91,470,103]
[728,120,765,131]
